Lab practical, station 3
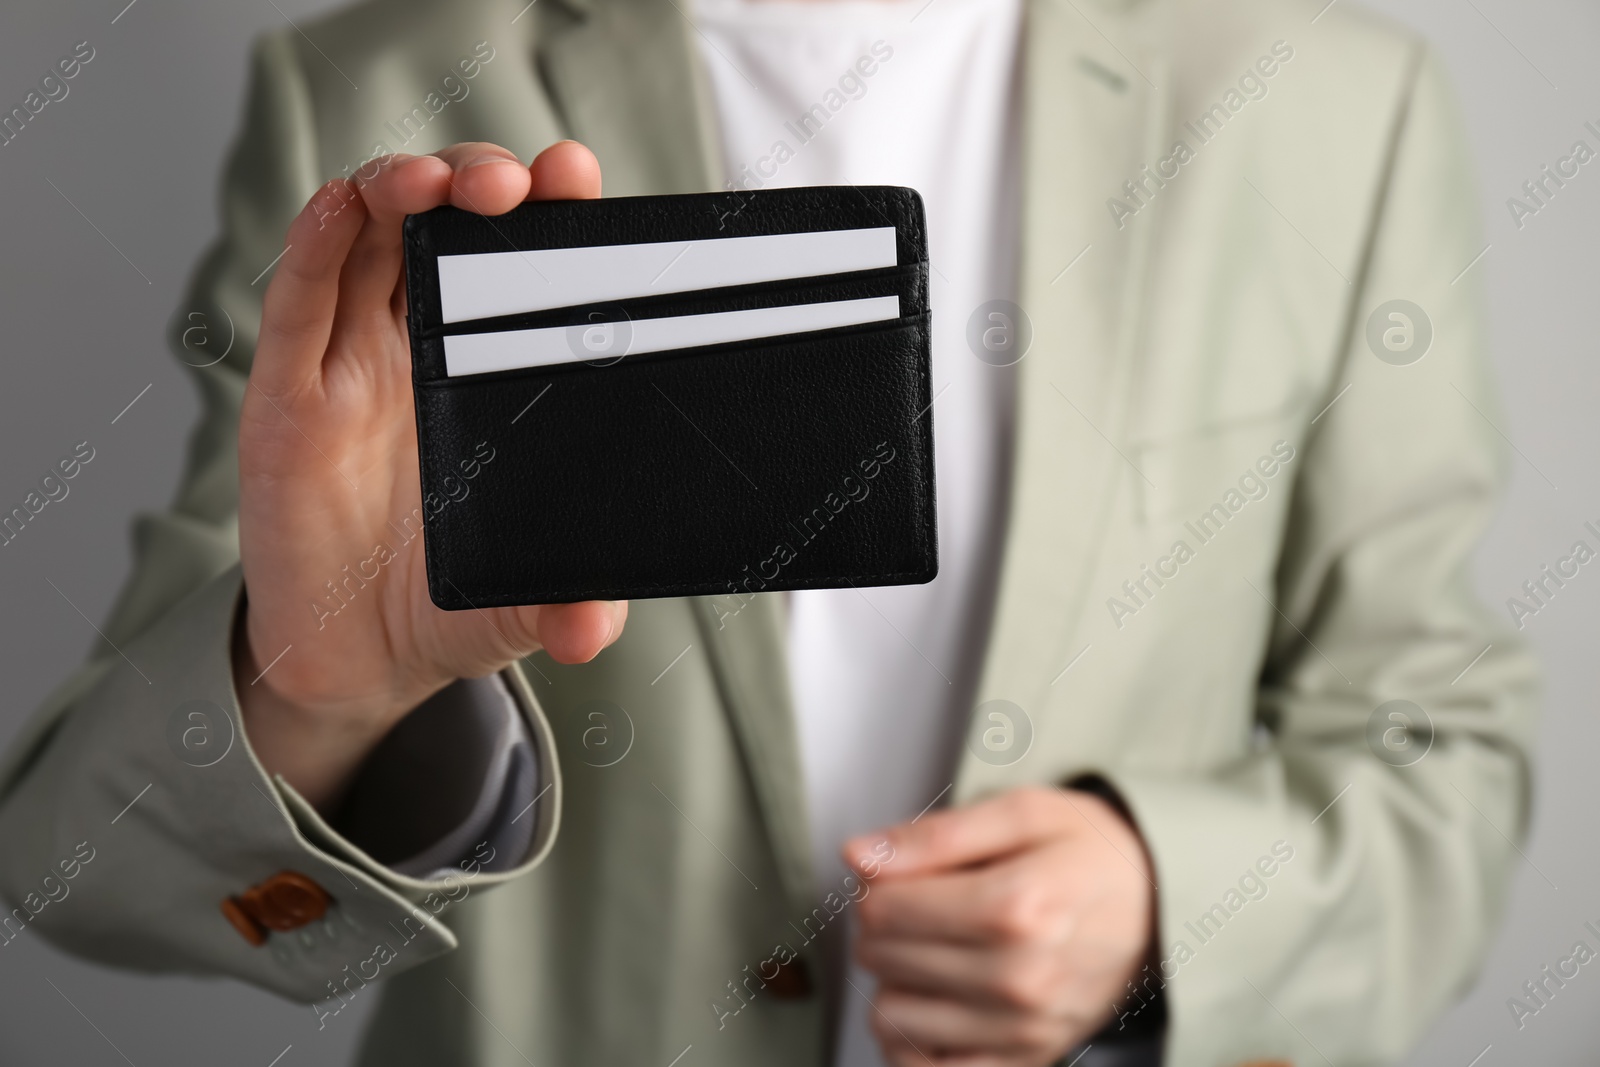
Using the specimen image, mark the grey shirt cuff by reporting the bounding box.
[329,673,540,879]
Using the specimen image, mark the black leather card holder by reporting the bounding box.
[402,185,936,608]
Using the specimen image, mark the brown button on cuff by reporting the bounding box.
[765,957,812,1000]
[222,871,332,945]
[220,896,267,946]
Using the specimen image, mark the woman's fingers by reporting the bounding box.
[338,141,581,327]
[252,179,370,395]
[330,141,577,363]
[433,142,535,213]
[258,139,602,395]
[871,987,1049,1056]
[520,600,628,664]
[334,154,454,335]
[528,140,602,200]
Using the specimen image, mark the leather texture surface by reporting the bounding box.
[402,186,936,607]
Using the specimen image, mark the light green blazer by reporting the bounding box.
[0,0,1539,1063]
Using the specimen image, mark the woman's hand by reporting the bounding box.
[235,141,626,810]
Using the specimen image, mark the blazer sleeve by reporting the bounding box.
[0,31,560,1004]
[1100,45,1540,1066]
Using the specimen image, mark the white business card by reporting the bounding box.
[443,295,902,377]
[436,226,898,323]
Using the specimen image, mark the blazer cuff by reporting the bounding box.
[236,594,563,904]
[0,564,560,1002]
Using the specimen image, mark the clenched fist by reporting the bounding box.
[845,786,1156,1067]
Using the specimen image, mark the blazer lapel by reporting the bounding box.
[957,0,1170,800]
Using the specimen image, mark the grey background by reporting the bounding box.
[0,0,1594,1064]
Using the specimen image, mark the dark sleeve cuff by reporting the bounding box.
[1069,774,1168,1045]
[330,673,540,878]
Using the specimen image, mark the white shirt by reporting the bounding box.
[692,0,1023,1062]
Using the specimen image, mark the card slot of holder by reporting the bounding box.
[403,187,928,333]
[418,260,928,340]
[442,296,903,379]
[412,262,928,382]
[413,309,932,391]
[435,225,900,323]
[412,313,936,606]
